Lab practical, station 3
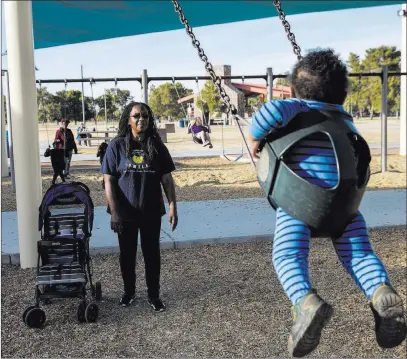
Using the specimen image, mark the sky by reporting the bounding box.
[1,3,404,101]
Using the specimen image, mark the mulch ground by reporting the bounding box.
[2,228,406,358]
[1,155,406,212]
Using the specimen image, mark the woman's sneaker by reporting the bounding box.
[370,283,407,348]
[148,297,166,312]
[119,294,135,307]
[288,290,333,357]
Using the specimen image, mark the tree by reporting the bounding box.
[94,88,134,122]
[346,46,401,119]
[344,53,363,117]
[34,86,135,124]
[36,86,64,123]
[195,80,222,115]
[95,90,116,122]
[247,95,266,110]
[275,71,291,87]
[149,82,192,119]
[54,89,89,124]
[46,94,63,122]
[115,88,133,112]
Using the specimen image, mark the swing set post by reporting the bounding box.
[380,64,388,173]
[142,69,148,104]
[81,65,85,125]
[104,89,107,130]
[267,67,273,102]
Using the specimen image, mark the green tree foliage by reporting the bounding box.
[36,86,59,123]
[94,88,134,122]
[149,82,193,119]
[52,89,85,123]
[195,80,222,115]
[345,46,401,119]
[275,71,291,87]
[247,95,266,109]
[34,87,133,124]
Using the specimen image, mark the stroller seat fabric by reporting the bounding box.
[36,262,86,285]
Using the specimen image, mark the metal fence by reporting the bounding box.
[2,67,406,187]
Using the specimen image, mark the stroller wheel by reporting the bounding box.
[22,305,36,323]
[95,282,102,301]
[85,303,99,323]
[25,308,46,328]
[77,301,86,323]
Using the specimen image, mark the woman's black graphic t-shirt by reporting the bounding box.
[101,136,176,221]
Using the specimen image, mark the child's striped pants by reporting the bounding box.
[272,207,391,305]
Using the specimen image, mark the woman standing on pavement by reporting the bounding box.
[101,101,178,312]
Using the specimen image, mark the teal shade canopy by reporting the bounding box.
[31,1,404,50]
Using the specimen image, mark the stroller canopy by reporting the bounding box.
[38,182,95,234]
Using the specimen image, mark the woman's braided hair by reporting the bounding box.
[117,101,162,161]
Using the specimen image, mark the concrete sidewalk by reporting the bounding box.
[5,141,400,165]
[2,189,406,264]
[42,141,400,162]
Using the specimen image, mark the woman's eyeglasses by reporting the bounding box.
[130,113,149,120]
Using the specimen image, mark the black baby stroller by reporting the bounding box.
[22,181,102,328]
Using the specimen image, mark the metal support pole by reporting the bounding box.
[267,67,273,102]
[4,71,16,191]
[104,89,107,128]
[4,0,42,268]
[1,88,8,177]
[0,3,8,178]
[81,65,85,124]
[89,79,95,123]
[400,4,406,156]
[142,69,148,104]
[63,81,67,118]
[381,65,388,173]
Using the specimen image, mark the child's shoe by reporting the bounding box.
[288,290,333,357]
[370,283,406,348]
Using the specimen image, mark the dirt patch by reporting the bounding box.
[1,227,406,358]
[2,155,406,212]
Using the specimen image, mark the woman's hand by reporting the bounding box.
[161,173,178,231]
[110,211,124,234]
[169,204,178,232]
[104,174,123,234]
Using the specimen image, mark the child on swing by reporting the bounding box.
[249,49,406,357]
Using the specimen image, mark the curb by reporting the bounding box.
[3,224,405,266]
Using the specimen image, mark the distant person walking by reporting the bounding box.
[54,118,78,178]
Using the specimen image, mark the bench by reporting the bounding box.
[165,123,175,134]
[79,137,111,146]
[157,128,167,143]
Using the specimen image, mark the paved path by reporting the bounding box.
[2,189,405,262]
[5,141,401,165]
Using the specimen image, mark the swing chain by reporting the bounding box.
[171,0,236,115]
[64,80,68,118]
[273,0,302,60]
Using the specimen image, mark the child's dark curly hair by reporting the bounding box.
[290,48,348,105]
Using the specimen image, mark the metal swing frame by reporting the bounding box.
[171,0,301,170]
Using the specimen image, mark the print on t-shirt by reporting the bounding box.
[126,149,155,173]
